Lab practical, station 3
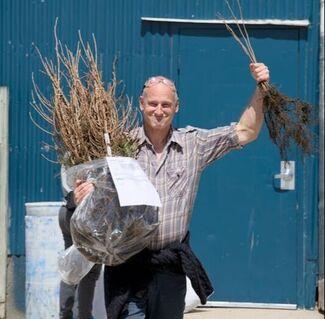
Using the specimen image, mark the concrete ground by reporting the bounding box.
[185,308,324,319]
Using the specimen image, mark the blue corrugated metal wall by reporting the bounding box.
[0,0,319,308]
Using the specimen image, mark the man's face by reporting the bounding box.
[140,82,179,132]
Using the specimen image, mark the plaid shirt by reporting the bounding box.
[134,124,242,250]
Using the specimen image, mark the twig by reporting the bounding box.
[221,0,313,159]
[31,23,139,165]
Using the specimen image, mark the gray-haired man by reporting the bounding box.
[73,62,269,318]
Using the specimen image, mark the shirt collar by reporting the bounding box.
[169,129,184,148]
[137,126,184,149]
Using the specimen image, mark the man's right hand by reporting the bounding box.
[74,179,94,205]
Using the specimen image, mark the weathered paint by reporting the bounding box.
[318,0,324,312]
[25,204,64,319]
[0,87,9,319]
[0,0,319,309]
[5,256,25,319]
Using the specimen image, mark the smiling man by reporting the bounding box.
[73,62,269,319]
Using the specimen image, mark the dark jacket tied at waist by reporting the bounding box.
[104,232,214,319]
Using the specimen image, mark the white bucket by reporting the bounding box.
[25,202,64,319]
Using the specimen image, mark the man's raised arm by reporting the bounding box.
[236,62,270,145]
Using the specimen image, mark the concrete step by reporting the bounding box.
[184,308,324,319]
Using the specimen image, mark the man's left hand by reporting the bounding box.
[250,63,270,83]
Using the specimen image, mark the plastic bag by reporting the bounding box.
[65,158,159,266]
[184,277,201,313]
[58,244,95,285]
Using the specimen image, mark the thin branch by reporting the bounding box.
[235,0,256,62]
[29,112,54,135]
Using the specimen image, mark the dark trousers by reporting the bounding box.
[59,206,101,319]
[104,267,186,319]
[146,270,186,319]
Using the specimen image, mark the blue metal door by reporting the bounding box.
[174,26,304,305]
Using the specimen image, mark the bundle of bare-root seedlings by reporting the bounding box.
[31,27,159,271]
[220,1,313,160]
[31,29,139,166]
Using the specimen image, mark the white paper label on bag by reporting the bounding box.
[106,157,162,207]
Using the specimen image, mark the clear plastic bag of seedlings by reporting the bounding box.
[58,244,95,285]
[65,157,159,266]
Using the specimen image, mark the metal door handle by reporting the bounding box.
[274,170,293,181]
[274,161,295,190]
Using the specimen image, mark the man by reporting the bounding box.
[73,62,270,318]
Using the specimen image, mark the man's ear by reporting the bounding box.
[139,96,144,111]
[175,101,179,113]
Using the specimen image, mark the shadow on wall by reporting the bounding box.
[6,255,25,319]
[140,20,308,41]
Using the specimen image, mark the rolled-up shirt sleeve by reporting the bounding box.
[195,123,242,170]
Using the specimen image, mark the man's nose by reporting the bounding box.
[154,105,164,116]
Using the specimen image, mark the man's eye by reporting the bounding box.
[162,104,172,108]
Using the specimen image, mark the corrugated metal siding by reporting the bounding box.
[0,0,318,258]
